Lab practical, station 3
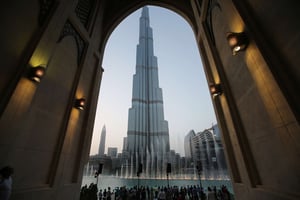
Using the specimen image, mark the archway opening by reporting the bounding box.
[82,5,232,194]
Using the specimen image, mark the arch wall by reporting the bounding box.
[0,0,299,199]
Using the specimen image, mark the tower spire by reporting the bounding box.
[141,6,149,18]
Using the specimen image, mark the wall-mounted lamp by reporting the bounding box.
[75,98,85,110]
[226,32,249,55]
[210,83,222,97]
[28,65,45,82]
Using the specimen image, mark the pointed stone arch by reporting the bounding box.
[97,1,198,55]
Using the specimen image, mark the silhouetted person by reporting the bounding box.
[107,187,111,200]
[207,187,217,200]
[98,189,103,200]
[221,185,231,200]
[0,166,14,200]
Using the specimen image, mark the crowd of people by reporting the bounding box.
[80,183,233,200]
[0,165,233,200]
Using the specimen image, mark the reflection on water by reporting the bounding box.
[81,175,234,193]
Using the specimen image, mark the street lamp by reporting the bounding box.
[196,163,202,189]
[137,163,142,190]
[167,163,171,188]
[196,161,205,200]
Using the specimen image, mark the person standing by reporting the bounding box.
[107,187,112,200]
[206,187,217,200]
[98,189,103,200]
[0,166,14,200]
[158,188,166,200]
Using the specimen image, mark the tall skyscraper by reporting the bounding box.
[98,125,106,156]
[125,6,170,178]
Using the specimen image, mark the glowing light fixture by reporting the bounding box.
[210,83,222,97]
[28,66,45,82]
[75,98,85,110]
[226,32,249,55]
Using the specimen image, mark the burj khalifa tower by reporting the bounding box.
[125,6,170,178]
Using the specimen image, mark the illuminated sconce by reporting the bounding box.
[28,65,45,82]
[75,98,85,110]
[210,83,222,97]
[226,32,249,55]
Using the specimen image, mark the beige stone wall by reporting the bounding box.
[0,0,105,199]
[0,0,39,110]
[197,0,300,199]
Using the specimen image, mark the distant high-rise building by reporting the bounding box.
[185,124,229,179]
[107,147,118,158]
[98,125,106,156]
[184,130,196,158]
[125,6,170,177]
[122,137,127,153]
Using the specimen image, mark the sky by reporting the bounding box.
[89,6,217,156]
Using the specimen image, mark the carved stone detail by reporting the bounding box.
[75,0,95,28]
[205,0,221,46]
[58,21,87,65]
[39,0,55,26]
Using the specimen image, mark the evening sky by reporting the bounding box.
[89,6,217,156]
